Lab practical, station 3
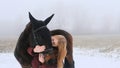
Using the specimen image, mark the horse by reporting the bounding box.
[14,12,54,68]
[14,13,74,68]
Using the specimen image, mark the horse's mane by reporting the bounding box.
[14,22,33,65]
[18,23,32,46]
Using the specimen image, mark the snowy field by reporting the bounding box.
[0,47,120,68]
[1,35,120,68]
[74,48,120,68]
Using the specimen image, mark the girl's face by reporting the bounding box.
[51,35,59,47]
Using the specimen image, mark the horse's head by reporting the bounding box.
[29,12,54,49]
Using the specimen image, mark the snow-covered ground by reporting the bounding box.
[0,53,21,68]
[0,48,120,68]
[74,48,120,68]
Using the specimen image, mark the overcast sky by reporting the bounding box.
[0,0,120,37]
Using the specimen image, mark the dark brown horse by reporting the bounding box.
[14,13,74,68]
[14,12,54,68]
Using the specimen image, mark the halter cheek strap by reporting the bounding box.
[32,29,38,45]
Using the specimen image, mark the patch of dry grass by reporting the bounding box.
[1,35,120,53]
[0,38,17,53]
[73,35,120,52]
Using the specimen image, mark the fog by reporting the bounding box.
[0,0,120,37]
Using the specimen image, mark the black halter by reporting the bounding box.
[32,26,53,54]
[32,26,46,45]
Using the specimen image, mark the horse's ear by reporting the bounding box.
[29,12,37,22]
[44,14,54,25]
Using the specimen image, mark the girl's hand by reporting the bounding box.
[33,45,46,53]
[39,54,45,63]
